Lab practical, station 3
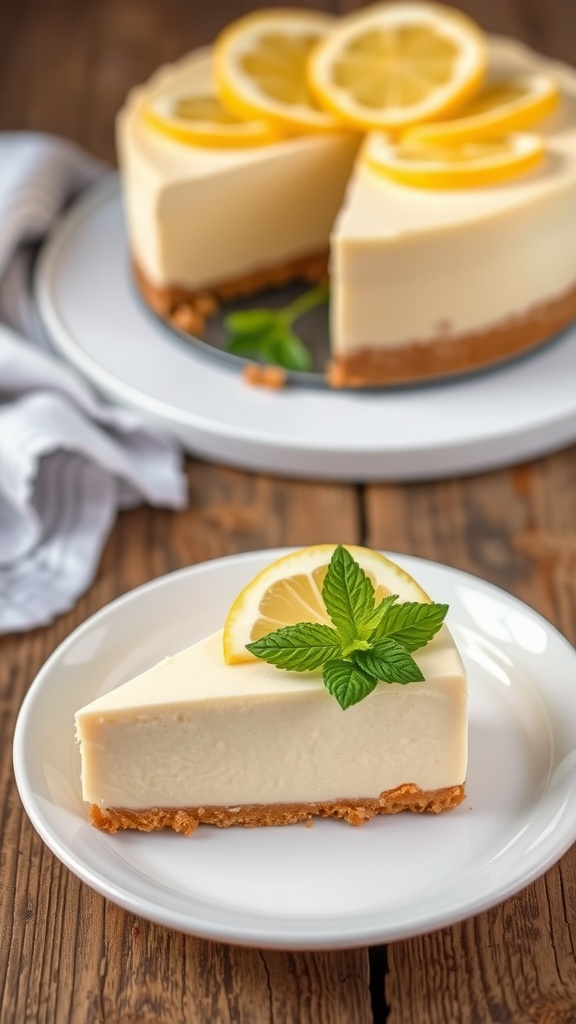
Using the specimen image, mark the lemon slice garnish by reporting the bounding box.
[223,544,430,664]
[145,83,279,148]
[214,8,343,134]
[406,73,559,143]
[307,1,487,132]
[364,130,544,189]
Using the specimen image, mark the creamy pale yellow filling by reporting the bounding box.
[117,50,360,291]
[75,629,467,810]
[331,41,576,352]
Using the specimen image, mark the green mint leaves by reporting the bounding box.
[224,282,328,372]
[246,545,448,710]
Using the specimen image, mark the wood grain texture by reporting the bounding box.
[1,465,369,1024]
[366,455,576,1024]
[2,1,576,1022]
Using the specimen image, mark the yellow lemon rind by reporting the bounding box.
[214,8,342,134]
[144,107,280,149]
[307,1,488,132]
[365,131,545,189]
[405,75,560,144]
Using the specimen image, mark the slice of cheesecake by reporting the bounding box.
[75,626,467,834]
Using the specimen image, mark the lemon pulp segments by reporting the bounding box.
[239,30,321,108]
[214,10,341,133]
[307,2,487,130]
[365,130,545,188]
[251,567,331,642]
[331,25,459,110]
[250,566,396,642]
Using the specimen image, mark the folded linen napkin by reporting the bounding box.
[0,134,187,634]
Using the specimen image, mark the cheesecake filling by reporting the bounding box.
[328,42,576,368]
[75,630,467,812]
[327,275,576,386]
[117,50,360,293]
[331,150,576,359]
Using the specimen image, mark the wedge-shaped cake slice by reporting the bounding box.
[75,625,467,834]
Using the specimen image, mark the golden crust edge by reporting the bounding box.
[327,276,576,387]
[133,252,329,317]
[133,257,576,388]
[89,782,466,835]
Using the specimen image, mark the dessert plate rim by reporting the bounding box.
[34,174,576,482]
[12,549,576,950]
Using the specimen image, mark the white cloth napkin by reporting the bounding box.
[0,133,187,634]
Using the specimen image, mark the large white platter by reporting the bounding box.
[35,176,576,481]
[13,549,576,950]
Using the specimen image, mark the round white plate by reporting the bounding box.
[35,175,576,482]
[13,549,576,950]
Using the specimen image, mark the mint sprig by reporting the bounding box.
[246,545,448,710]
[224,283,328,372]
[323,660,378,707]
[322,543,377,646]
[246,623,342,672]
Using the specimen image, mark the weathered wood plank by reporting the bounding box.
[0,1,366,1014]
[1,461,369,1024]
[385,867,576,1024]
[3,0,576,1021]
[365,453,576,1022]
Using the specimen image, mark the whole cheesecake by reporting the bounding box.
[117,36,576,387]
[75,626,467,834]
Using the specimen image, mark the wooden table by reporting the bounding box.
[2,1,576,1020]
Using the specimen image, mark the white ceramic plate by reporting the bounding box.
[13,550,576,950]
[35,175,576,482]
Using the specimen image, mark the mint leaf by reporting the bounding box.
[341,638,372,657]
[323,659,378,710]
[227,333,272,357]
[264,328,312,372]
[227,324,282,358]
[354,638,425,684]
[322,545,376,644]
[246,623,342,671]
[373,601,448,651]
[227,324,311,371]
[362,593,399,634]
[275,330,312,372]
[224,310,279,335]
[282,282,329,323]
[224,284,328,372]
[243,546,450,710]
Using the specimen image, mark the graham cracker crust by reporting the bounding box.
[133,252,329,325]
[135,255,576,387]
[89,782,466,835]
[328,278,576,387]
